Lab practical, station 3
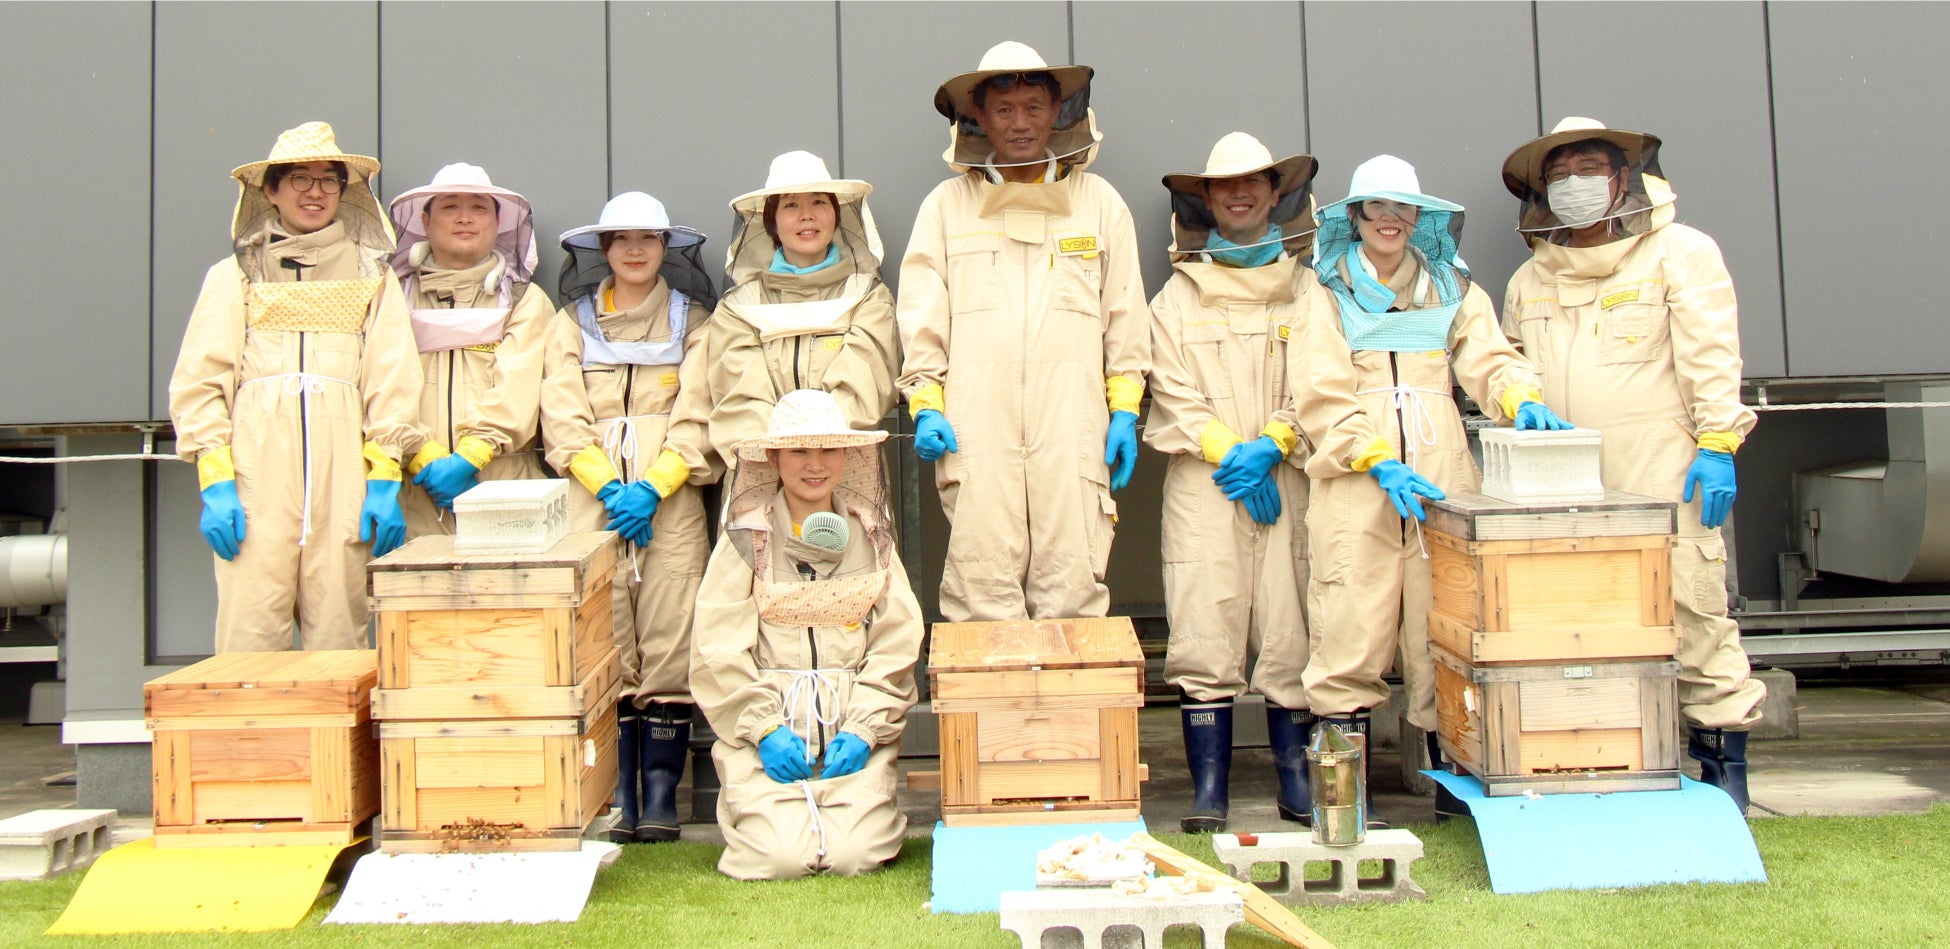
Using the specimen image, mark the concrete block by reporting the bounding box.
[999,888,1242,949]
[1478,428,1605,505]
[0,808,116,880]
[1750,667,1800,740]
[1211,829,1427,905]
[453,479,570,554]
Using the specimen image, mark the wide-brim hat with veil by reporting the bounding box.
[1312,155,1468,296]
[1501,116,1671,243]
[723,150,884,284]
[230,121,392,251]
[1162,132,1319,261]
[387,163,539,288]
[934,41,1102,176]
[555,191,719,312]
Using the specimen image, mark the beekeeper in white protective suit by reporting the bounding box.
[702,150,899,471]
[1500,117,1765,812]
[388,164,552,536]
[1145,132,1320,832]
[169,121,420,653]
[1289,155,1566,822]
[690,389,923,880]
[896,40,1151,622]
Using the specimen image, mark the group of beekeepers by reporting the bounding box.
[167,40,1765,882]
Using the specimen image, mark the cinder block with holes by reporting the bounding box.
[1478,427,1605,505]
[998,888,1242,949]
[1211,830,1427,905]
[452,479,570,554]
[0,809,117,880]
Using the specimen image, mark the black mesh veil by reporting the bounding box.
[556,240,721,313]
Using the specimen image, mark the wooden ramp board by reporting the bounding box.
[1132,832,1336,949]
[1426,770,1765,894]
[323,841,621,924]
[46,837,359,934]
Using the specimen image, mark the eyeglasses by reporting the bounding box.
[985,71,1056,91]
[282,174,345,195]
[1545,161,1615,184]
[1360,200,1420,221]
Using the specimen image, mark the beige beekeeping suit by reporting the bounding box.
[1292,256,1540,730]
[169,124,420,653]
[540,276,714,706]
[896,56,1150,622]
[690,408,920,881]
[1502,173,1764,730]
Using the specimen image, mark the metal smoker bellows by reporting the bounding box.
[1308,723,1364,846]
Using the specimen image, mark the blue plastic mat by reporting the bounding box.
[930,820,1150,913]
[1428,771,1766,894]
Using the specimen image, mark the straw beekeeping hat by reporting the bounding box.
[736,388,889,461]
[1163,132,1316,197]
[1501,116,1660,199]
[229,121,391,247]
[729,151,872,215]
[933,41,1093,123]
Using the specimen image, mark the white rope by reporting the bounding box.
[0,454,181,464]
[1750,401,1950,411]
[780,668,843,862]
[1358,382,1446,470]
[797,780,828,860]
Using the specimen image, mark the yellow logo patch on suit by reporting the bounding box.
[1057,235,1101,259]
[659,372,679,387]
[1601,289,1642,309]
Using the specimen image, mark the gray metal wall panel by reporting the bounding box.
[1772,2,1946,376]
[379,1,606,291]
[610,2,841,265]
[1536,1,1785,378]
[1072,2,1307,301]
[1303,1,1537,296]
[150,1,381,417]
[0,3,150,424]
[837,1,1070,292]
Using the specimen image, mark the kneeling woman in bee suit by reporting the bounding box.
[691,389,923,880]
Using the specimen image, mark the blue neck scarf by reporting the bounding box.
[1330,245,1459,352]
[770,244,840,275]
[1204,225,1284,268]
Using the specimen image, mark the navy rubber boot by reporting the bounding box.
[1266,705,1316,825]
[1180,699,1233,833]
[1428,730,1466,822]
[637,702,691,842]
[1688,727,1751,814]
[611,702,641,844]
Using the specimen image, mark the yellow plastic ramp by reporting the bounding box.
[46,838,354,934]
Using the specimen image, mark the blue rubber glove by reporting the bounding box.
[914,409,958,462]
[198,479,247,561]
[413,452,480,508]
[1214,435,1284,498]
[1683,448,1737,529]
[359,479,407,557]
[759,727,812,783]
[1105,410,1139,492]
[820,731,870,779]
[603,480,660,546]
[1369,459,1446,522]
[1515,401,1573,431]
[1240,477,1281,525]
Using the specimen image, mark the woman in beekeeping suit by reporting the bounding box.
[1288,155,1565,820]
[701,150,899,470]
[691,389,922,880]
[539,191,720,843]
[168,121,420,653]
[388,164,552,535]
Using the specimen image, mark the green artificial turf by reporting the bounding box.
[2,807,1945,948]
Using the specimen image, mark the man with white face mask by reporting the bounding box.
[1501,117,1766,813]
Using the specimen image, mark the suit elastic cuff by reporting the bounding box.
[1106,375,1145,416]
[1200,420,1243,465]
[645,449,690,499]
[567,445,622,496]
[1350,436,1395,474]
[362,442,403,482]
[454,435,496,470]
[908,383,946,419]
[1696,432,1743,455]
[406,441,449,476]
[1259,421,1300,458]
[196,446,235,491]
[1500,385,1543,421]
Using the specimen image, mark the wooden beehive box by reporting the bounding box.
[1427,490,1680,664]
[927,616,1146,826]
[1434,647,1681,795]
[145,650,379,847]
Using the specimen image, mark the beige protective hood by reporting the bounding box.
[723,151,886,285]
[934,42,1101,177]
[230,121,393,254]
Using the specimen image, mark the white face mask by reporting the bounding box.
[1547,175,1615,228]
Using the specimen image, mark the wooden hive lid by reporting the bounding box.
[144,649,378,694]
[927,616,1142,673]
[368,531,612,573]
[1426,490,1676,542]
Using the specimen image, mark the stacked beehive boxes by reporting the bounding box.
[926,616,1147,826]
[146,649,380,847]
[1426,483,1684,796]
[367,531,621,852]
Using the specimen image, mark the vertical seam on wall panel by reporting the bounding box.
[833,1,845,175]
[605,1,614,196]
[148,0,158,420]
[1529,1,1544,134]
[1762,2,1790,376]
[1066,2,1076,67]
[374,1,383,164]
[1298,2,1310,152]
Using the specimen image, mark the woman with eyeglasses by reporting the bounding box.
[168,121,421,654]
[1286,155,1563,821]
